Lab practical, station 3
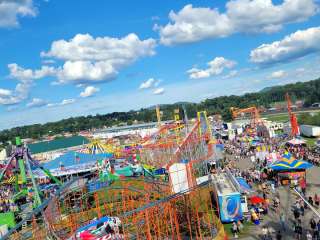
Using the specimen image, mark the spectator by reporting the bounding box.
[310,218,316,233]
[276,231,282,240]
[314,193,320,208]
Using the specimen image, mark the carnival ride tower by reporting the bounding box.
[285,93,300,137]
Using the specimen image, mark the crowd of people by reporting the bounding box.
[0,185,18,213]
[222,133,320,239]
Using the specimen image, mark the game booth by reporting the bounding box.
[268,155,313,186]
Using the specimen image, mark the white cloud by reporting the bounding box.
[250,27,320,65]
[0,0,37,28]
[26,98,47,108]
[0,63,57,105]
[156,1,318,45]
[80,86,100,98]
[139,78,161,89]
[8,63,56,81]
[0,88,12,97]
[41,33,156,84]
[3,33,155,106]
[156,4,232,45]
[187,57,236,79]
[153,88,165,95]
[61,99,75,105]
[46,103,57,107]
[269,70,287,79]
[47,99,75,107]
[76,83,85,88]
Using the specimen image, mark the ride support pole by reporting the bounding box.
[18,159,27,184]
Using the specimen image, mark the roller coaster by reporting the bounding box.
[1,111,226,240]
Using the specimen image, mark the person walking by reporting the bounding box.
[299,201,304,216]
[261,226,268,240]
[295,223,302,240]
[276,231,282,240]
[232,221,238,238]
[280,213,286,231]
[317,219,320,233]
[308,196,314,206]
[310,217,316,234]
[293,208,300,220]
[314,193,320,208]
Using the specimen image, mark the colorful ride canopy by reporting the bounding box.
[269,155,313,171]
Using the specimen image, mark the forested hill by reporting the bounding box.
[1,78,320,143]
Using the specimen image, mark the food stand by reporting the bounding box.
[269,156,313,185]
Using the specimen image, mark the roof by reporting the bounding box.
[28,136,89,154]
[212,173,238,195]
[34,151,112,177]
[43,151,112,170]
[94,121,172,134]
[269,156,313,171]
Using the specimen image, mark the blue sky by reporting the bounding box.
[0,0,320,130]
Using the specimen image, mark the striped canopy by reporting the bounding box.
[269,156,313,171]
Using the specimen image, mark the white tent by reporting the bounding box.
[287,138,306,145]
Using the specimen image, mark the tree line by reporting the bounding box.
[1,77,320,145]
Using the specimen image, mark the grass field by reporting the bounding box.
[302,136,317,147]
[263,113,289,123]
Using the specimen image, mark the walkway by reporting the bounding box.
[230,156,320,240]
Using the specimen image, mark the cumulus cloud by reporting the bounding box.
[8,63,56,81]
[0,0,37,28]
[80,86,100,98]
[139,78,161,89]
[187,57,236,79]
[153,88,165,95]
[41,33,156,84]
[156,1,319,45]
[0,89,12,97]
[250,27,320,65]
[26,98,47,108]
[4,33,156,106]
[269,70,287,79]
[0,63,56,105]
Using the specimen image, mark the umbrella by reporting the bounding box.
[250,195,264,204]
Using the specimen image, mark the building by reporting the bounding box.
[28,136,89,161]
[92,121,171,139]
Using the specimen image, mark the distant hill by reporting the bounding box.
[0,77,319,144]
[259,86,273,93]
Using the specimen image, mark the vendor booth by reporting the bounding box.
[269,155,313,185]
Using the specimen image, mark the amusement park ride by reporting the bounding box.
[286,92,300,137]
[230,106,262,129]
[0,137,61,207]
[1,110,227,240]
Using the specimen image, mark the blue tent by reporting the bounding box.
[269,156,313,171]
[42,151,113,170]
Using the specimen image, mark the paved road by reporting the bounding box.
[229,156,320,240]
